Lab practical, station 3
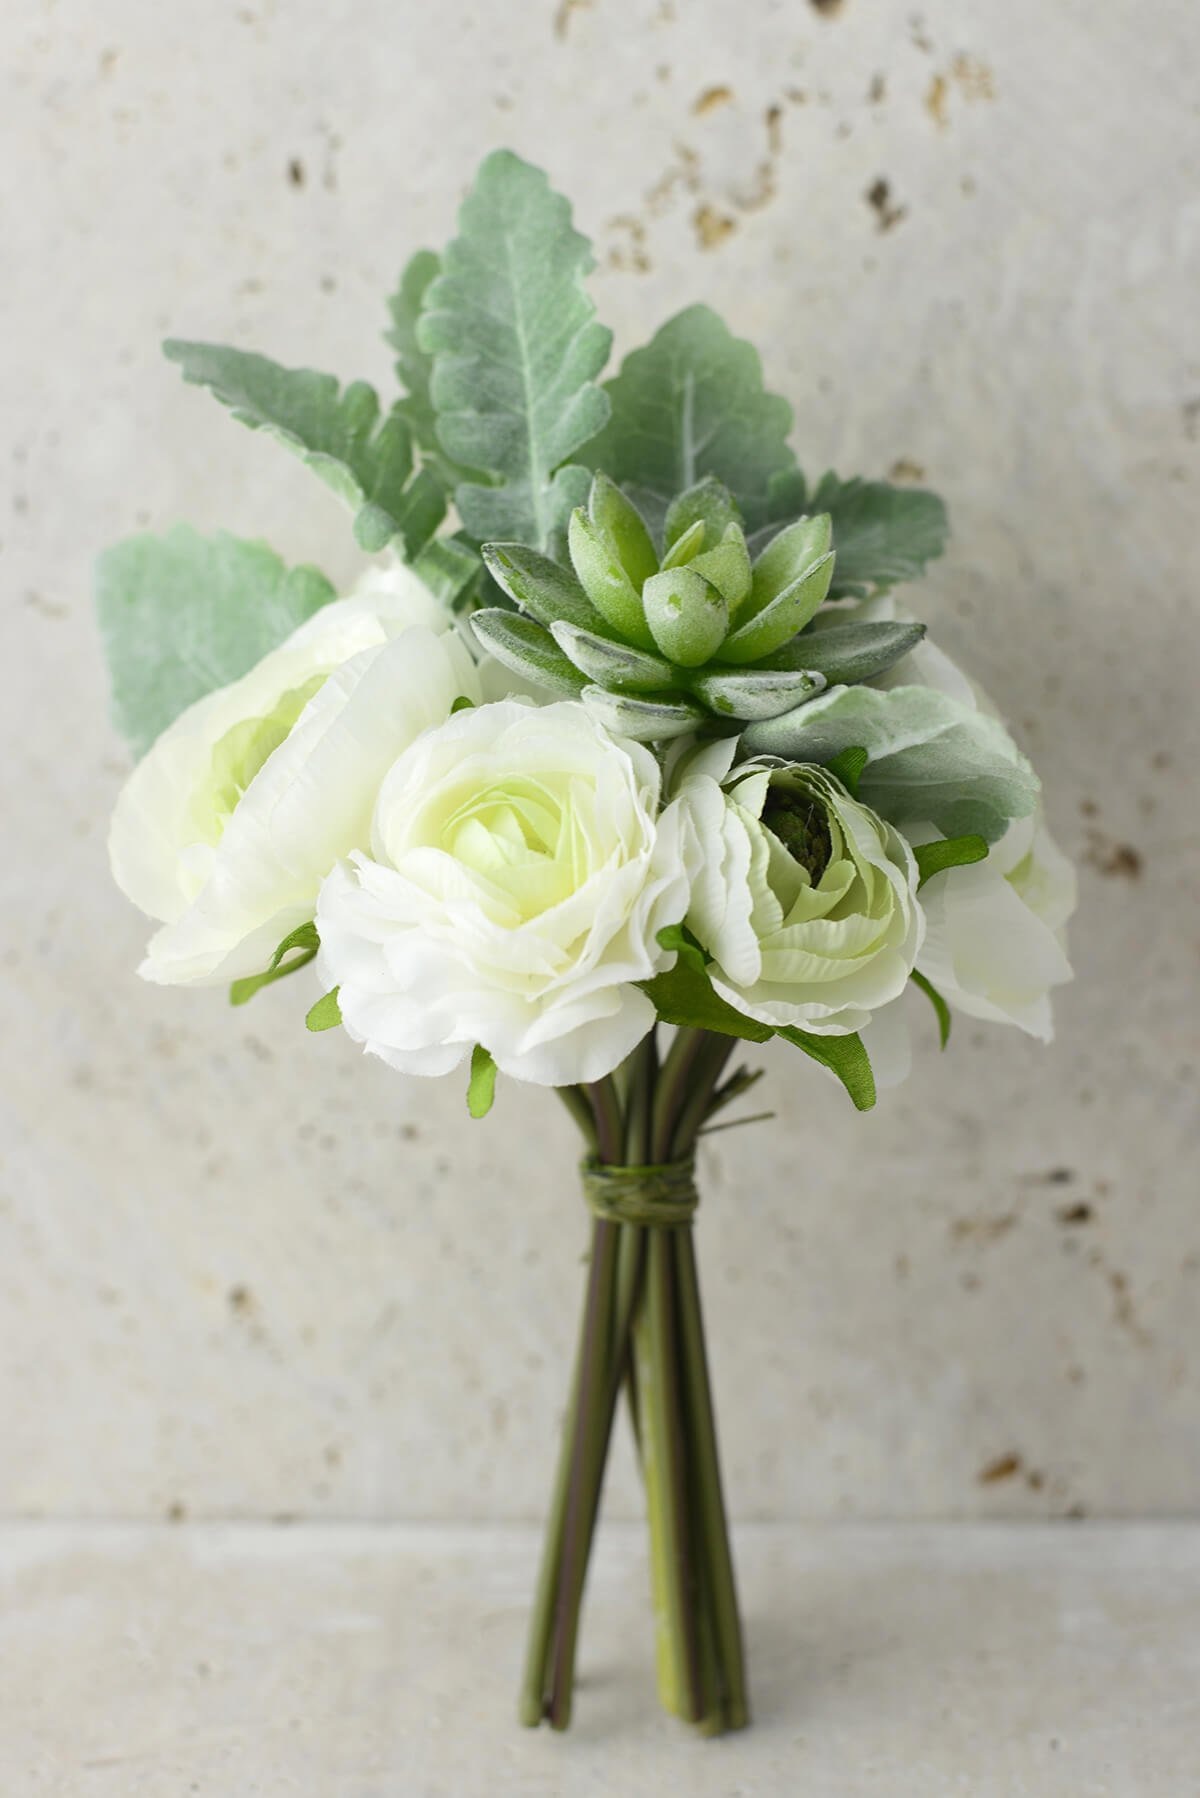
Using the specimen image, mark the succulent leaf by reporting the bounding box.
[664,475,742,551]
[759,619,925,684]
[660,518,706,572]
[642,567,729,667]
[690,666,826,721]
[580,685,707,742]
[587,473,659,589]
[481,542,606,633]
[549,622,676,692]
[718,550,834,663]
[567,508,657,649]
[469,609,587,697]
[748,514,833,616]
[688,521,753,611]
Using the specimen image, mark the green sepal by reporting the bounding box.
[229,922,320,1007]
[913,833,989,887]
[467,1044,498,1119]
[761,620,925,686]
[568,508,656,647]
[642,566,728,667]
[579,305,796,532]
[664,476,742,552]
[550,622,675,692]
[826,745,868,798]
[777,1026,876,1111]
[747,514,833,615]
[481,542,604,632]
[641,926,774,1042]
[910,970,952,1048]
[417,151,612,550]
[96,526,337,758]
[717,551,834,664]
[588,472,659,589]
[690,666,826,721]
[306,988,342,1032]
[580,686,706,742]
[162,341,444,560]
[469,610,587,697]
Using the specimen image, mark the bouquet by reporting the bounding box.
[98,150,1076,1735]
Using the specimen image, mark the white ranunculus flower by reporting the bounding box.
[675,740,924,1035]
[109,564,479,986]
[857,597,1077,1041]
[315,700,695,1087]
[911,809,1076,1040]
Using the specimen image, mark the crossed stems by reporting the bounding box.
[519,1026,752,1734]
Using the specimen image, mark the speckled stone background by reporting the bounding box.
[3,0,1198,1529]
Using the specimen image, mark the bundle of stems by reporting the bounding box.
[519,1025,758,1734]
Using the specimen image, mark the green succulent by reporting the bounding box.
[471,474,925,740]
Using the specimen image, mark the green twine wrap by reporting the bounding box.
[580,1158,698,1229]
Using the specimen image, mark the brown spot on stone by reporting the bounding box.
[287,158,305,188]
[910,14,934,52]
[868,73,887,104]
[786,86,808,106]
[889,457,926,483]
[926,72,949,127]
[951,1211,1017,1245]
[553,0,592,38]
[1085,833,1142,879]
[607,214,652,273]
[765,103,784,155]
[228,1284,255,1314]
[810,0,844,14]
[1026,1469,1045,1491]
[692,84,733,116]
[166,1500,187,1523]
[694,203,737,249]
[1057,1202,1094,1226]
[866,177,907,232]
[952,53,995,100]
[979,1452,1022,1484]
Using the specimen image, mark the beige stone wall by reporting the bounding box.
[4,0,1197,1524]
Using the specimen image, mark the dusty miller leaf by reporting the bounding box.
[416,150,613,550]
[579,306,796,533]
[96,526,336,758]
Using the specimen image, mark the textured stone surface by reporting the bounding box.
[3,0,1199,1526]
[4,1522,1200,1795]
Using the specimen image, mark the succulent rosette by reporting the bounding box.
[471,471,926,739]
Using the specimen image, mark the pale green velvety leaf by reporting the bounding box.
[664,476,742,550]
[691,666,825,721]
[413,535,483,611]
[162,341,445,560]
[385,249,442,450]
[809,474,949,597]
[482,541,604,632]
[467,1044,498,1118]
[579,305,796,532]
[470,609,588,697]
[742,684,1039,842]
[417,150,613,550]
[759,620,925,685]
[96,526,336,758]
[550,622,675,691]
[777,1026,876,1111]
[580,685,705,742]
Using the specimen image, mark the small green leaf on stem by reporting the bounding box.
[777,1026,876,1110]
[914,833,988,887]
[305,988,342,1032]
[468,1044,498,1118]
[911,970,952,1047]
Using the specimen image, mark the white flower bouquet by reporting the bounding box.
[99,151,1075,1735]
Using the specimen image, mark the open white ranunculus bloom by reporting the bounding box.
[675,740,924,1035]
[315,700,695,1086]
[109,565,479,986]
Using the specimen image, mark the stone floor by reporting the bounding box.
[4,1521,1197,1795]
